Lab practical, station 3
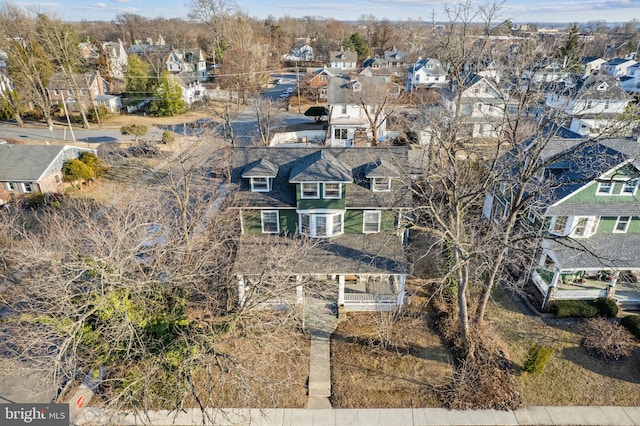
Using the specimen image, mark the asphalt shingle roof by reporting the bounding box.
[0,144,70,181]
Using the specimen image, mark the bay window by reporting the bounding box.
[299,212,344,237]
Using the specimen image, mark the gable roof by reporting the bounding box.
[288,150,353,183]
[407,57,446,75]
[242,158,279,178]
[231,147,418,209]
[329,50,357,63]
[0,144,88,182]
[326,75,389,104]
[365,159,400,178]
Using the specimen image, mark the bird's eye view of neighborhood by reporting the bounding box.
[2,0,640,425]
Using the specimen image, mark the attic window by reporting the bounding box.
[596,182,613,195]
[597,82,609,91]
[339,54,345,59]
[353,81,361,91]
[250,177,270,192]
[372,178,391,192]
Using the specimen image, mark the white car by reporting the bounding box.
[286,87,295,94]
[278,93,289,100]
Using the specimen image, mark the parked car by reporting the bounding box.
[274,78,282,85]
[278,93,289,101]
[286,87,295,94]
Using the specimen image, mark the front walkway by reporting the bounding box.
[76,406,640,425]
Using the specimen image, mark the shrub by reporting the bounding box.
[552,300,598,318]
[593,297,619,317]
[581,317,634,362]
[62,159,94,181]
[552,298,618,318]
[78,152,109,177]
[620,315,640,340]
[120,124,148,142]
[522,342,554,375]
[161,130,175,144]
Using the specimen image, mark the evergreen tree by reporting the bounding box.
[343,32,371,62]
[149,71,186,117]
[125,54,151,97]
[557,24,582,73]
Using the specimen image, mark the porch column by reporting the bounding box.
[542,270,561,310]
[238,275,246,306]
[396,275,406,306]
[607,271,620,298]
[338,275,345,305]
[296,275,304,304]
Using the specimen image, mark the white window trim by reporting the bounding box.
[613,216,631,233]
[363,211,381,233]
[250,177,270,192]
[301,182,320,199]
[4,182,17,191]
[527,208,536,223]
[21,182,34,193]
[551,216,568,236]
[323,183,342,199]
[298,211,344,238]
[596,181,613,195]
[570,216,598,238]
[261,210,280,234]
[372,178,391,192]
[620,180,638,196]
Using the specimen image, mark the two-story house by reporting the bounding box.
[484,137,640,310]
[328,49,357,71]
[301,67,334,101]
[45,70,109,112]
[603,57,637,78]
[405,57,447,92]
[545,71,631,137]
[326,75,392,146]
[439,73,506,139]
[102,40,129,81]
[618,62,640,94]
[230,146,417,312]
[166,48,207,82]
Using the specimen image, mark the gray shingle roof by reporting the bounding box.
[365,159,400,178]
[547,233,640,270]
[289,150,353,183]
[242,158,279,178]
[231,147,417,209]
[0,144,79,182]
[233,232,409,275]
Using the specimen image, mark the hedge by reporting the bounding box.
[620,315,640,339]
[551,298,618,318]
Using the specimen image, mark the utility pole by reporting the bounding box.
[60,92,76,142]
[296,62,301,114]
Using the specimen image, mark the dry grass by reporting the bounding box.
[488,286,640,406]
[331,293,454,408]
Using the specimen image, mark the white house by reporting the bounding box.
[329,49,357,70]
[405,57,447,92]
[581,57,606,77]
[173,73,204,106]
[619,62,640,94]
[102,41,129,81]
[166,48,207,82]
[326,75,390,146]
[603,58,637,78]
[545,71,631,137]
[439,73,506,139]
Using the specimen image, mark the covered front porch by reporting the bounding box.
[233,233,409,313]
[530,237,640,309]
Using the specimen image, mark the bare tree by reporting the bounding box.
[187,0,238,61]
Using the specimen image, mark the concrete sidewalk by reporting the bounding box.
[77,406,640,425]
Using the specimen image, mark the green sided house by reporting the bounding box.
[230,146,418,312]
[484,137,640,310]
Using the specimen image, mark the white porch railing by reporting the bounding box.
[554,289,608,300]
[532,270,549,294]
[343,293,397,304]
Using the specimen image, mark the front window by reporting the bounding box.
[572,217,589,237]
[363,211,381,233]
[324,183,342,199]
[4,182,16,191]
[597,182,612,195]
[621,180,638,195]
[551,216,567,235]
[614,216,631,233]
[250,177,270,192]
[334,128,348,140]
[372,178,391,192]
[261,211,279,234]
[301,182,319,199]
[21,182,34,193]
[299,212,344,237]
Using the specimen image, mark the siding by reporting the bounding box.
[598,216,640,233]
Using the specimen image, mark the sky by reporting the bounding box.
[10,0,640,24]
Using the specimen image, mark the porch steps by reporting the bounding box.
[304,298,338,409]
